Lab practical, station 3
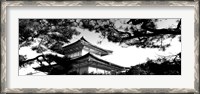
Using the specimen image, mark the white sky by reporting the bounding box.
[19,19,181,75]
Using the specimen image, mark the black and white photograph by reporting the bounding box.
[19,19,181,75]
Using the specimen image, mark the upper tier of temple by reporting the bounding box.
[62,37,113,57]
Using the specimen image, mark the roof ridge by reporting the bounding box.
[62,37,113,56]
[80,37,113,53]
[72,53,124,68]
[62,36,88,48]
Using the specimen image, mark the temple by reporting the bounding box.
[34,37,125,75]
[62,37,125,74]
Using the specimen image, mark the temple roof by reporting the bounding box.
[62,37,113,56]
[34,53,125,73]
[72,53,124,70]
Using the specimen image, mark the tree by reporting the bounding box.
[126,52,181,75]
[78,19,181,50]
[32,54,75,75]
[19,19,80,71]
[19,19,80,49]
[20,19,181,52]
[19,19,181,75]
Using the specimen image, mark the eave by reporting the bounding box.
[71,53,125,70]
[62,37,113,56]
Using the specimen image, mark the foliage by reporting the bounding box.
[19,55,33,67]
[19,19,181,75]
[31,54,74,75]
[20,19,181,49]
[78,19,181,50]
[19,19,80,49]
[126,53,181,75]
[19,19,80,67]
